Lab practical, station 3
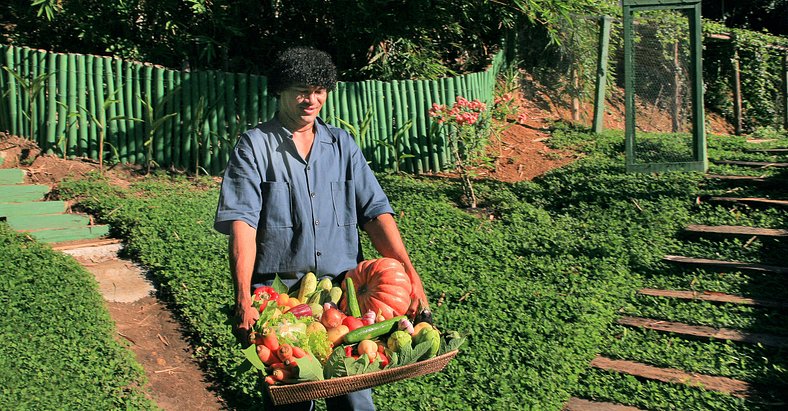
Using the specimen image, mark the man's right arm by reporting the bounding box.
[229,220,259,342]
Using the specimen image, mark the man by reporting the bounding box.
[213,47,428,410]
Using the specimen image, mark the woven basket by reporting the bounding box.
[266,350,459,405]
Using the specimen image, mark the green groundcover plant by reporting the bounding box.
[0,224,157,410]
[43,126,787,410]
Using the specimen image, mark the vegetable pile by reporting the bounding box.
[241,258,466,386]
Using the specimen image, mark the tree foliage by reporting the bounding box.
[1,0,617,79]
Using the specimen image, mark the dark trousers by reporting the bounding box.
[263,388,375,410]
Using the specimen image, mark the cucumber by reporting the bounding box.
[344,277,362,318]
[344,315,407,344]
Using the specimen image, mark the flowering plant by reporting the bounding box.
[428,96,492,208]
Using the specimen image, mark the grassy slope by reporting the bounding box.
[0,224,158,410]
[51,127,788,410]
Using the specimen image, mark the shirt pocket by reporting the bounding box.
[331,180,358,226]
[261,181,293,228]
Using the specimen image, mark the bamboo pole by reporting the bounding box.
[113,59,127,163]
[152,65,164,166]
[415,80,429,173]
[56,54,68,156]
[391,80,405,171]
[429,79,443,170]
[405,80,420,173]
[263,76,275,121]
[130,63,143,164]
[105,57,120,164]
[222,71,235,169]
[85,55,97,158]
[45,52,57,154]
[29,49,40,145]
[249,74,259,126]
[376,81,389,169]
[732,45,743,136]
[170,70,182,169]
[36,50,48,147]
[0,46,9,134]
[238,73,248,130]
[5,47,18,137]
[93,57,107,164]
[76,54,88,156]
[208,71,220,175]
[20,47,30,138]
[66,54,78,158]
[198,71,211,173]
[187,70,200,172]
[347,82,360,140]
[361,80,375,165]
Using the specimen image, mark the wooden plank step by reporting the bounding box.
[0,184,50,203]
[638,288,788,309]
[7,213,91,232]
[684,224,788,238]
[0,169,25,184]
[705,174,771,183]
[0,201,67,218]
[25,225,110,243]
[50,237,121,251]
[617,316,788,348]
[564,397,643,411]
[589,356,751,398]
[702,196,788,209]
[663,255,788,275]
[745,148,788,153]
[711,159,788,168]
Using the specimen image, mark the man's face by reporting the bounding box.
[278,84,328,130]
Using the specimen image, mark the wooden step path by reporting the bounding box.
[564,397,643,411]
[711,159,788,168]
[702,196,788,209]
[684,224,788,238]
[745,148,788,154]
[704,175,786,187]
[638,288,788,309]
[589,356,751,398]
[663,255,788,275]
[617,316,788,348]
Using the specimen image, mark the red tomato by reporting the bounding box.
[342,316,364,331]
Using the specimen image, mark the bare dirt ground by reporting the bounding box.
[0,80,735,409]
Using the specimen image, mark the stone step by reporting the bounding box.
[711,159,788,168]
[25,225,110,243]
[0,184,50,203]
[0,201,68,218]
[7,213,92,232]
[0,169,25,184]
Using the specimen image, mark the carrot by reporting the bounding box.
[291,345,306,359]
[278,344,294,363]
[262,327,279,352]
[264,375,277,385]
[256,344,275,365]
[272,368,293,382]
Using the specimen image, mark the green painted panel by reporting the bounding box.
[27,225,110,243]
[0,169,25,184]
[7,213,91,231]
[0,201,66,217]
[0,184,50,202]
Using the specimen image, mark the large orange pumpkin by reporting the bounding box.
[341,258,413,320]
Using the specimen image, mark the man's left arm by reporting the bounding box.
[363,213,428,317]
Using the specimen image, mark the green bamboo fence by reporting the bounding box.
[0,44,503,174]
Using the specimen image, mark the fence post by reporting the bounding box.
[731,36,743,136]
[593,15,612,134]
[783,51,788,130]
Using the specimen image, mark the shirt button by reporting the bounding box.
[307,165,311,170]
[314,220,320,226]
[310,192,316,198]
[316,251,322,257]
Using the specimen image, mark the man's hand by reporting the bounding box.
[406,266,429,317]
[234,302,260,344]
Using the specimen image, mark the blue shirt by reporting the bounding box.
[214,117,394,279]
